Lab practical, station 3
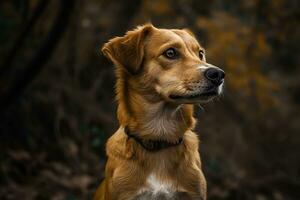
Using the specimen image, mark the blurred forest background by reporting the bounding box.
[0,0,299,199]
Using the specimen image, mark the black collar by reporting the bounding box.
[124,126,183,152]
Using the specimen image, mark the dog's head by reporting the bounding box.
[102,24,225,104]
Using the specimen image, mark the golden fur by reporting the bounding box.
[94,24,224,200]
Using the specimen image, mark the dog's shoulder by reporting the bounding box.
[106,128,135,160]
[183,130,203,168]
[184,130,200,150]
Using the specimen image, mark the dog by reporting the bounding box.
[94,24,225,200]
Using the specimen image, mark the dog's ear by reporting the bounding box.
[102,24,154,74]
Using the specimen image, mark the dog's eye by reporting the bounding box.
[163,48,178,59]
[199,50,205,60]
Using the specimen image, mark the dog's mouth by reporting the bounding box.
[169,87,219,101]
[169,90,217,100]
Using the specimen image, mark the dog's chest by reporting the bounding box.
[134,174,189,200]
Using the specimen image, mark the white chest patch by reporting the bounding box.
[138,173,173,195]
[134,174,190,200]
[147,174,172,194]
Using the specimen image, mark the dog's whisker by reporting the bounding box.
[179,107,188,128]
[196,104,205,111]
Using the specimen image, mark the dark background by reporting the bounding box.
[0,0,299,199]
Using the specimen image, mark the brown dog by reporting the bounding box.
[94,24,225,200]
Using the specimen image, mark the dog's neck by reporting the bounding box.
[116,75,196,142]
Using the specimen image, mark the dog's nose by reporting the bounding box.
[204,68,225,86]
